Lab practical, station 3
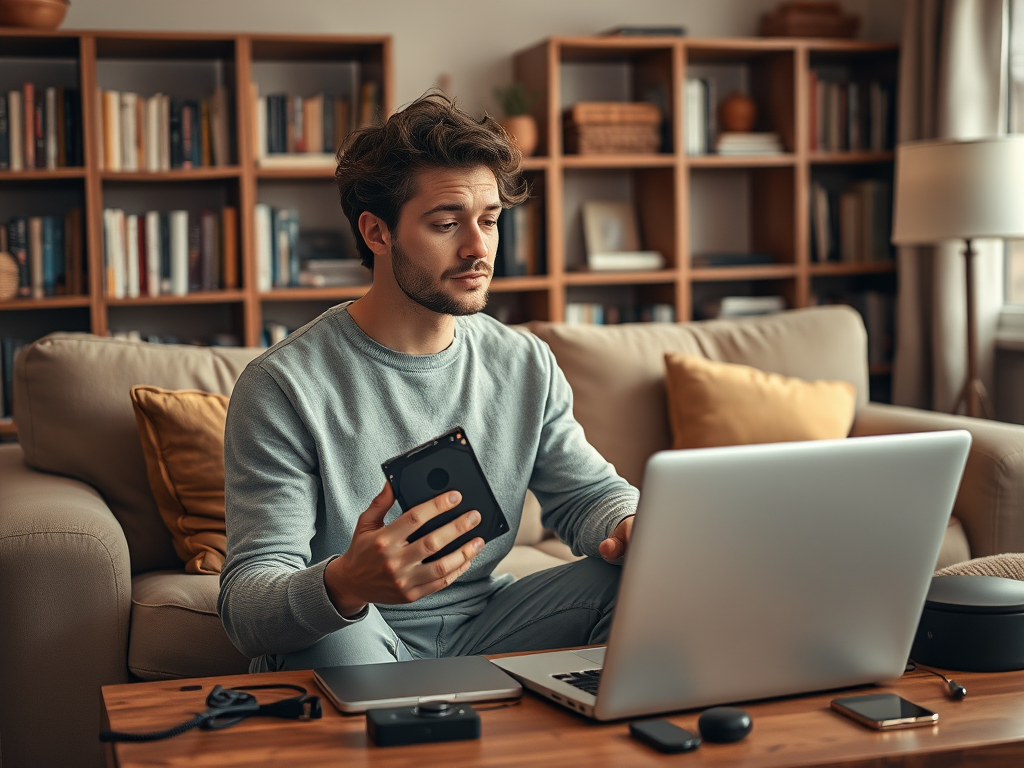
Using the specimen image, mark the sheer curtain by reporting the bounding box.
[892,0,1007,412]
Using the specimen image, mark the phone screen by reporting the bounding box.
[832,694,937,728]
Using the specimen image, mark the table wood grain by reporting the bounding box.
[103,666,1024,768]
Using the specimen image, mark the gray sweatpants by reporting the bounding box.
[251,557,620,672]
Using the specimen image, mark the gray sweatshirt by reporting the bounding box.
[218,304,638,659]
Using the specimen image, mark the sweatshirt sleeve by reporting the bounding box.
[527,341,639,558]
[218,363,362,659]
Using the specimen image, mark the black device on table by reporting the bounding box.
[629,719,701,753]
[831,693,938,729]
[382,426,509,562]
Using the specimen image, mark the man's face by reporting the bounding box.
[387,165,502,317]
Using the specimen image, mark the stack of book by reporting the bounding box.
[2,210,85,299]
[714,132,783,155]
[808,72,895,152]
[101,207,238,298]
[0,86,83,170]
[298,258,370,287]
[810,179,892,263]
[701,295,786,319]
[253,81,380,169]
[98,87,231,172]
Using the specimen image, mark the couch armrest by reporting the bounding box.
[0,444,132,768]
[851,403,1024,558]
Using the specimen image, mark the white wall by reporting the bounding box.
[65,0,904,116]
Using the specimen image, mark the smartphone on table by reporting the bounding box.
[831,693,938,729]
[381,426,509,562]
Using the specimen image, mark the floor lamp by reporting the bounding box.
[891,136,1024,418]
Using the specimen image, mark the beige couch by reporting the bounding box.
[3,305,1024,768]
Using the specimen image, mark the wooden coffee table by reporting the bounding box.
[102,665,1024,767]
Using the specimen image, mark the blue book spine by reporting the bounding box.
[41,216,57,296]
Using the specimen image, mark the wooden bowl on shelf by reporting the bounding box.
[0,0,69,29]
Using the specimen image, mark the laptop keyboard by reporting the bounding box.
[553,669,601,696]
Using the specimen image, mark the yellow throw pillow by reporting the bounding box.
[663,353,857,450]
[130,385,229,575]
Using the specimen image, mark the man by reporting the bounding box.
[219,93,638,672]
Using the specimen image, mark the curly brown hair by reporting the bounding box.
[335,91,530,269]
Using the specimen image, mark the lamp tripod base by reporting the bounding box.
[951,377,993,420]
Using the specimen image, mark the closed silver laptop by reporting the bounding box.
[492,431,972,721]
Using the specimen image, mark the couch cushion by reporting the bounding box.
[129,571,248,679]
[13,333,260,573]
[664,353,857,449]
[131,386,230,575]
[528,306,869,486]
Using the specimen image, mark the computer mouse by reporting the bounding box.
[697,706,752,743]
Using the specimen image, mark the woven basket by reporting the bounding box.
[0,252,18,300]
[565,122,661,155]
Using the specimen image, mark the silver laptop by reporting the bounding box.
[492,430,972,721]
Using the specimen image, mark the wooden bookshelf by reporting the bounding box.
[506,35,899,382]
[0,28,393,429]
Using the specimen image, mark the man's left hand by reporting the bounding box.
[599,515,634,563]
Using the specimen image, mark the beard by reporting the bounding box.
[390,239,491,316]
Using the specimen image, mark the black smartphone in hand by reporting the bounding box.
[381,427,509,562]
[629,719,701,753]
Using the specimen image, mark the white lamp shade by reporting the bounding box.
[891,136,1024,245]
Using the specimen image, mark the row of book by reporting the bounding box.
[2,210,85,299]
[253,82,379,167]
[0,337,26,419]
[102,207,239,298]
[99,87,232,172]
[809,73,896,152]
[564,302,676,325]
[810,179,892,263]
[0,86,83,170]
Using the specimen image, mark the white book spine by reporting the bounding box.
[159,95,170,171]
[7,91,23,171]
[105,208,126,299]
[125,214,140,298]
[146,96,160,172]
[45,87,58,169]
[169,210,189,296]
[120,92,137,172]
[254,203,272,292]
[145,211,161,296]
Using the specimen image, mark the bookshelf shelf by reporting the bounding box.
[104,291,248,306]
[99,168,244,182]
[686,154,798,168]
[490,276,551,292]
[0,169,87,180]
[258,285,370,302]
[690,265,799,282]
[809,262,896,276]
[564,269,678,286]
[0,297,91,311]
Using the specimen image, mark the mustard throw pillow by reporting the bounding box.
[130,385,229,575]
[663,353,857,450]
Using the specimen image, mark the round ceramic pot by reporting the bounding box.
[0,0,69,29]
[500,115,539,157]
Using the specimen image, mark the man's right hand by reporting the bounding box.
[324,482,485,618]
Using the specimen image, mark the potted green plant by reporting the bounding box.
[494,81,540,157]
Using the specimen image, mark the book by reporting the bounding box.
[23,83,34,169]
[256,153,336,170]
[169,210,189,296]
[565,101,662,125]
[691,252,776,267]
[7,90,23,171]
[0,94,8,170]
[45,87,58,169]
[587,252,665,271]
[102,90,121,171]
[65,207,83,295]
[41,216,59,296]
[221,206,238,289]
[32,88,44,169]
[144,211,161,297]
[125,214,140,298]
[200,210,219,291]
[7,217,29,296]
[28,216,44,299]
[254,203,273,292]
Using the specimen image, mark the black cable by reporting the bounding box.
[906,659,967,700]
[100,713,209,743]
